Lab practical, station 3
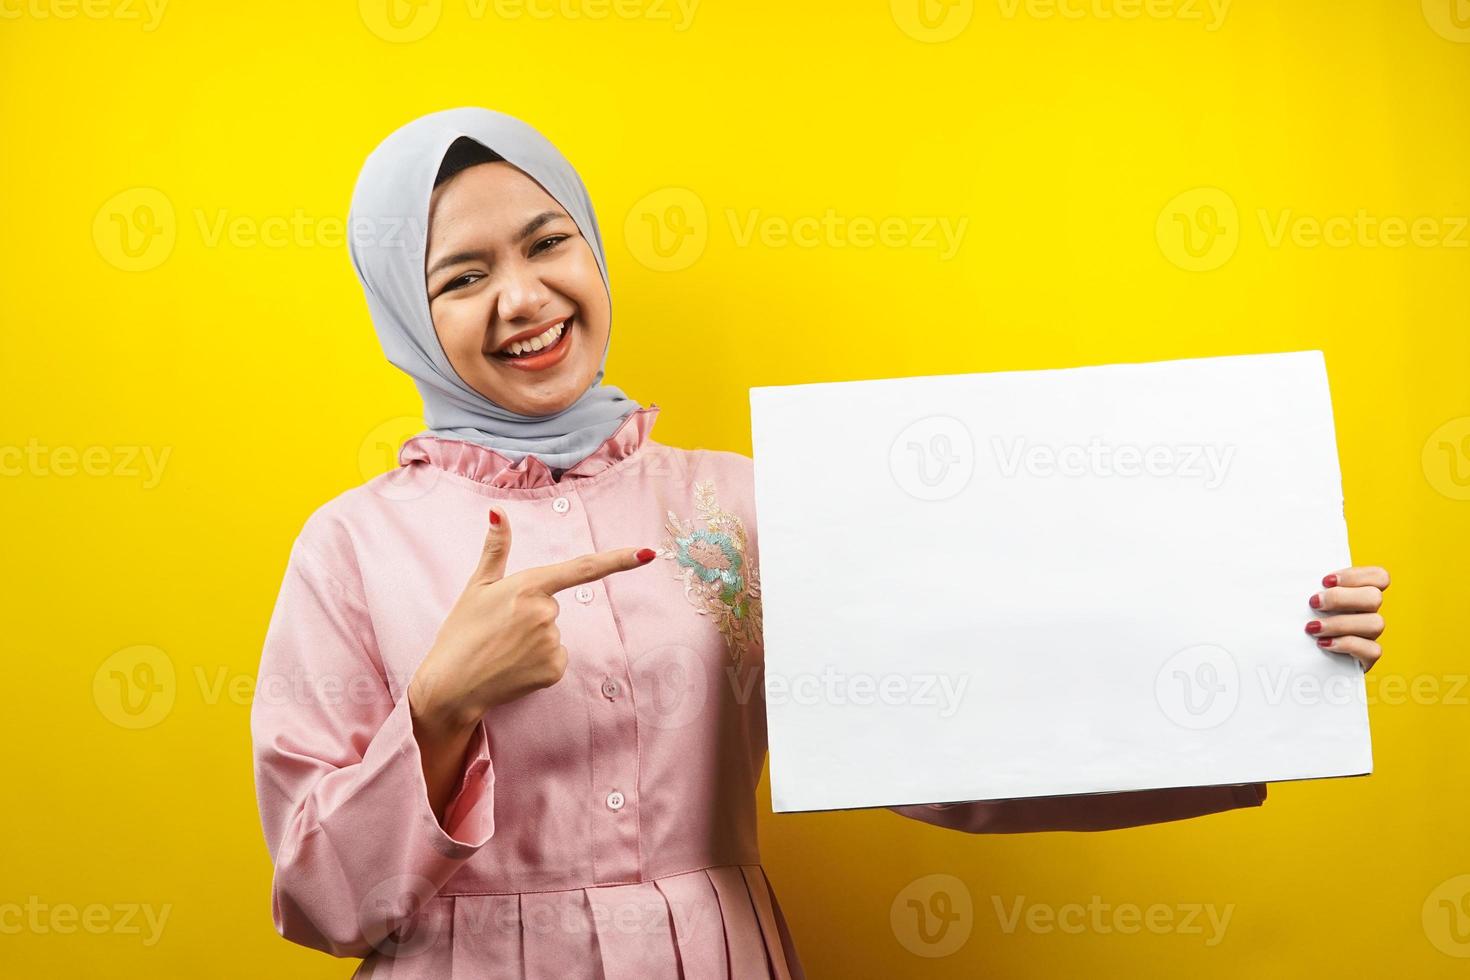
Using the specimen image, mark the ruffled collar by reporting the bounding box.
[398,404,661,492]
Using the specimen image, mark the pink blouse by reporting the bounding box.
[249,404,1265,978]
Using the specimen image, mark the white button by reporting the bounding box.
[551,496,570,514]
[606,790,625,811]
[575,585,594,604]
[601,677,620,699]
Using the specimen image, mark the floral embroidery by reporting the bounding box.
[659,479,763,668]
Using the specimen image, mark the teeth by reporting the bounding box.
[507,320,567,357]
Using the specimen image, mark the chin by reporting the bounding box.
[486,380,589,418]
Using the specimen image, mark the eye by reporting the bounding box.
[443,272,481,292]
[532,235,569,255]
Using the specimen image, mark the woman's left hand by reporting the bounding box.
[1306,565,1390,672]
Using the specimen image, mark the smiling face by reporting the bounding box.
[424,160,612,417]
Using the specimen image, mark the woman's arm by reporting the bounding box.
[250,535,496,959]
[888,783,1266,834]
[408,690,484,825]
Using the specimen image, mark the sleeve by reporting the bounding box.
[250,536,496,959]
[887,783,1267,834]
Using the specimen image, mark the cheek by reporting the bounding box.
[558,248,610,315]
[433,302,489,360]
[438,307,485,352]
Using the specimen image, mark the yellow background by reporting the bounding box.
[3,0,1468,975]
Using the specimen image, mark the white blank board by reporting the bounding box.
[750,350,1373,813]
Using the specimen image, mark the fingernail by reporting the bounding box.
[1309,593,1322,609]
[489,509,501,527]
[1317,638,1333,648]
[1322,574,1338,588]
[1306,621,1322,634]
[636,548,656,563]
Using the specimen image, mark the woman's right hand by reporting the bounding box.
[409,505,656,734]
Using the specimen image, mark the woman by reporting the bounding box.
[249,107,1391,978]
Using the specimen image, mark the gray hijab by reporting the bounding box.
[347,106,640,470]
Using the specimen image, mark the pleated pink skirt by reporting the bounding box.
[353,864,804,979]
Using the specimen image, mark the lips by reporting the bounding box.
[491,314,577,371]
[492,314,572,360]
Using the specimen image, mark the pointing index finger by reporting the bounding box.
[521,547,657,595]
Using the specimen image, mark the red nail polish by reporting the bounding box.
[636,548,656,563]
[1322,574,1338,588]
[1309,594,1322,609]
[1306,621,1322,634]
[489,509,501,526]
[1317,637,1333,648]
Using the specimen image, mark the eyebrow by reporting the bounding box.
[426,210,566,279]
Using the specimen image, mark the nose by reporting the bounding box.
[495,265,551,325]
